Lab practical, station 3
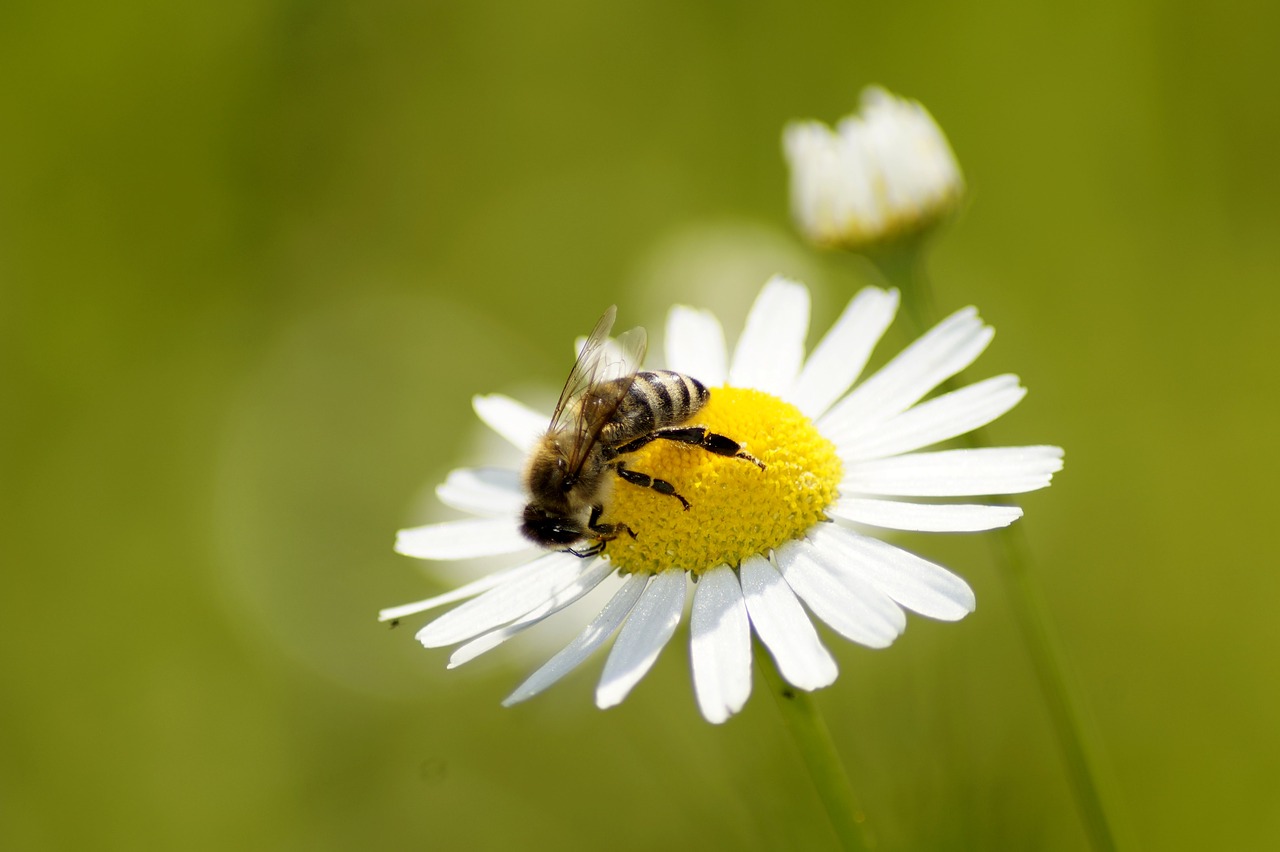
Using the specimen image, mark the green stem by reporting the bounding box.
[757,645,874,851]
[866,236,935,334]
[866,248,1121,852]
[992,519,1120,852]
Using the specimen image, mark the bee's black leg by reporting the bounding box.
[584,504,635,541]
[567,541,605,558]
[613,462,691,510]
[614,427,765,470]
[568,513,634,557]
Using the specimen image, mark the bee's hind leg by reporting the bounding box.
[614,427,765,470]
[613,462,691,510]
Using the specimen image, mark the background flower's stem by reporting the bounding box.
[867,237,935,335]
[757,644,875,851]
[993,519,1120,852]
[867,244,1122,852]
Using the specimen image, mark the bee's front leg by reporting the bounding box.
[567,506,635,558]
[585,503,636,540]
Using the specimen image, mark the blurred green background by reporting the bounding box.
[3,1,1277,849]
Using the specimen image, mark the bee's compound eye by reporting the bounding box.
[521,505,582,546]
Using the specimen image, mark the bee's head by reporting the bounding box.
[520,504,584,547]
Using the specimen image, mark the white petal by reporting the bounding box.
[809,524,974,621]
[394,517,531,560]
[740,554,836,691]
[828,497,1023,532]
[793,133,843,241]
[447,560,615,668]
[729,277,810,396]
[791,287,899,419]
[803,535,910,634]
[689,565,752,724]
[665,306,727,386]
[435,467,525,516]
[472,394,548,454]
[843,446,1065,497]
[844,374,1026,461]
[820,307,992,441]
[503,575,648,706]
[596,570,687,709]
[415,551,588,647]
[378,559,540,623]
[775,539,904,648]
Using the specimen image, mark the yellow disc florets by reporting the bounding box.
[600,386,843,575]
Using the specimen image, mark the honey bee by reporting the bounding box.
[520,306,764,557]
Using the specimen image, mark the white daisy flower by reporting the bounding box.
[784,86,964,251]
[381,276,1063,724]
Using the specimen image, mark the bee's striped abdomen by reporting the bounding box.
[605,371,709,445]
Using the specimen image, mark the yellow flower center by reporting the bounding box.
[600,386,843,575]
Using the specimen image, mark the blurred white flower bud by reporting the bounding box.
[783,86,964,252]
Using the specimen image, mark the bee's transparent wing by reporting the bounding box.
[610,326,648,382]
[547,306,648,478]
[548,308,649,433]
[548,306,616,435]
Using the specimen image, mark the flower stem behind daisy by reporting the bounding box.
[869,251,1122,852]
[993,518,1121,852]
[757,641,874,852]
[864,237,934,338]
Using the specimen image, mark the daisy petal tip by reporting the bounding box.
[922,575,976,621]
[391,527,448,559]
[391,534,430,559]
[414,625,444,649]
[763,273,806,294]
[665,304,728,383]
[1040,446,1066,479]
[469,393,508,423]
[789,661,838,692]
[470,393,549,453]
[935,591,976,622]
[500,683,537,708]
[861,284,901,310]
[690,668,751,725]
[502,672,553,708]
[413,606,482,648]
[698,705,732,725]
[668,303,702,321]
[594,687,624,711]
